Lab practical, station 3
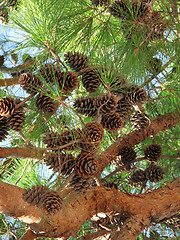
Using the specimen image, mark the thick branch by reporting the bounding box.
[0,147,48,160]
[0,178,179,239]
[19,229,37,240]
[0,77,19,87]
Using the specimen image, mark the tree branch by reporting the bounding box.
[0,77,19,87]
[19,229,37,240]
[0,178,179,239]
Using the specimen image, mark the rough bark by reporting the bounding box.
[0,77,19,87]
[0,178,179,239]
[19,229,37,240]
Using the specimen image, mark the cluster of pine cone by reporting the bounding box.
[129,143,164,186]
[22,185,63,216]
[41,51,150,192]
[90,0,167,41]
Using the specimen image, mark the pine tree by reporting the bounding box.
[0,0,179,239]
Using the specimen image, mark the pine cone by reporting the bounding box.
[45,153,75,176]
[129,169,147,185]
[19,73,42,95]
[163,214,180,229]
[118,146,137,165]
[6,0,18,7]
[73,96,97,117]
[81,68,101,93]
[130,111,150,131]
[0,55,5,66]
[41,190,63,215]
[116,98,132,120]
[125,87,147,105]
[101,112,124,131]
[75,152,98,178]
[58,71,78,92]
[64,51,89,72]
[0,9,8,24]
[145,164,164,182]
[43,132,61,148]
[103,181,119,190]
[83,122,104,143]
[0,97,15,117]
[109,0,131,20]
[22,185,49,206]
[91,0,110,7]
[36,93,57,113]
[96,94,118,114]
[144,144,162,162]
[39,64,61,85]
[146,11,166,40]
[70,174,95,192]
[58,129,82,150]
[7,110,25,132]
[0,117,9,142]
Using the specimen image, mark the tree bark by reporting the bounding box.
[0,77,20,87]
[19,229,37,240]
[0,178,179,239]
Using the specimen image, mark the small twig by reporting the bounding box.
[161,155,180,160]
[15,159,31,185]
[15,95,32,110]
[44,41,67,70]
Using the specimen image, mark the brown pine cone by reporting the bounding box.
[22,185,49,206]
[45,153,75,176]
[73,96,97,117]
[41,190,63,216]
[70,174,95,192]
[0,116,9,142]
[58,71,79,92]
[124,86,147,105]
[83,122,104,143]
[0,55,5,66]
[19,73,43,95]
[96,94,118,114]
[75,152,98,178]
[91,0,110,7]
[0,97,15,117]
[39,64,61,85]
[101,112,124,131]
[0,8,8,24]
[144,144,162,162]
[7,110,25,132]
[145,164,164,182]
[130,111,150,132]
[43,132,60,148]
[116,98,132,120]
[109,0,131,20]
[64,51,89,72]
[118,146,137,165]
[129,169,147,186]
[81,68,101,93]
[36,93,58,113]
[58,129,82,150]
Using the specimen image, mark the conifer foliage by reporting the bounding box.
[0,0,179,239]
